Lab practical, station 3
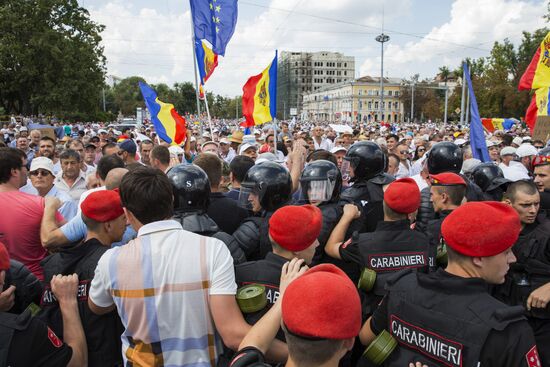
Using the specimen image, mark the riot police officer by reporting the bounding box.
[234,205,322,340]
[0,241,87,367]
[326,178,431,316]
[167,164,246,264]
[472,163,511,201]
[339,141,394,234]
[233,161,292,261]
[39,190,125,366]
[299,160,347,263]
[423,172,467,270]
[416,142,483,233]
[360,201,540,367]
[499,180,550,365]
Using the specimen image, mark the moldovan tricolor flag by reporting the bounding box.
[241,52,278,128]
[139,82,187,145]
[518,31,550,131]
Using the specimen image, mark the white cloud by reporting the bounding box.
[359,0,548,80]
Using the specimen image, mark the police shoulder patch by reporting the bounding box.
[47,327,63,348]
[342,238,353,249]
[526,345,541,367]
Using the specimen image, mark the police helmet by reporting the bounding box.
[427,142,463,174]
[167,164,210,212]
[300,160,342,203]
[240,161,291,212]
[343,141,385,181]
[472,163,510,192]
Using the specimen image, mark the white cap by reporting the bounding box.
[219,138,231,145]
[485,140,498,148]
[29,157,54,174]
[462,158,482,174]
[454,138,467,146]
[253,129,261,136]
[202,132,211,138]
[512,137,523,146]
[242,135,257,145]
[239,143,258,155]
[516,144,538,158]
[330,146,347,154]
[500,146,517,156]
[168,145,184,155]
[522,136,532,142]
[201,141,219,150]
[255,152,280,165]
[98,129,107,134]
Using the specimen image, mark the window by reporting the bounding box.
[388,90,393,96]
[375,102,379,109]
[295,62,298,66]
[394,102,399,109]
[344,71,347,76]
[337,62,341,67]
[394,91,399,97]
[368,101,372,110]
[344,63,347,67]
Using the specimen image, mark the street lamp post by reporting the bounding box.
[375,33,390,123]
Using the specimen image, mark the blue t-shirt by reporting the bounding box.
[60,215,136,247]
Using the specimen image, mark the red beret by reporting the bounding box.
[430,172,466,186]
[81,190,124,223]
[269,205,322,251]
[282,264,361,339]
[0,242,9,271]
[441,201,521,257]
[384,178,420,214]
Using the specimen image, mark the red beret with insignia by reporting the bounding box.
[0,242,9,271]
[81,190,124,223]
[269,205,322,252]
[384,178,420,214]
[282,264,361,339]
[441,201,521,257]
[430,172,466,186]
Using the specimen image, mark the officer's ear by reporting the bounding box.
[471,256,484,269]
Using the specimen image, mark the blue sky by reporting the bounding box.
[79,0,547,96]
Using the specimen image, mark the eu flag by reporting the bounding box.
[190,0,238,56]
[464,62,490,162]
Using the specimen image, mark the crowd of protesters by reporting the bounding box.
[0,115,549,367]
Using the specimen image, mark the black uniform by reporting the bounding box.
[540,191,550,218]
[233,211,274,261]
[207,192,249,235]
[339,220,431,317]
[174,211,247,265]
[235,252,288,340]
[423,209,453,271]
[340,173,394,234]
[4,259,43,314]
[1,309,72,367]
[494,214,550,366]
[39,239,123,367]
[369,269,540,367]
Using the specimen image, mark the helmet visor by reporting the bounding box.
[238,186,259,211]
[305,179,335,203]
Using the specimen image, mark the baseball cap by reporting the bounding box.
[29,157,54,175]
[512,137,523,146]
[500,146,516,157]
[219,138,231,145]
[516,144,538,158]
[239,143,257,155]
[330,146,347,154]
[118,139,137,154]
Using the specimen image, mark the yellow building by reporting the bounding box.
[302,76,404,123]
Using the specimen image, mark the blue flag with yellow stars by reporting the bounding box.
[190,0,238,56]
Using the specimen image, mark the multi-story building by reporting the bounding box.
[302,76,405,123]
[277,51,355,119]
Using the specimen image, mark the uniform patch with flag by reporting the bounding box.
[138,82,187,145]
[526,345,541,367]
[241,52,278,128]
[47,327,63,348]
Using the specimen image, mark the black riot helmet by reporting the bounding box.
[343,141,385,181]
[167,164,211,212]
[427,142,463,174]
[239,161,291,212]
[472,163,510,192]
[300,160,342,204]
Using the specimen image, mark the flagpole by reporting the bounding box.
[272,50,278,157]
[189,11,203,135]
[203,88,215,141]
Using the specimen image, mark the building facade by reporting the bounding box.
[277,51,355,119]
[302,76,405,123]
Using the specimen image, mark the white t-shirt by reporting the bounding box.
[89,220,236,365]
[499,161,530,181]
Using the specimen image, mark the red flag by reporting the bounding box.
[519,47,541,90]
[525,94,538,132]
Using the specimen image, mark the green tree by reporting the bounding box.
[0,0,106,117]
[112,76,146,115]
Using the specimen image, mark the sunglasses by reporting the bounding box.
[418,148,426,152]
[30,169,51,177]
[400,150,409,154]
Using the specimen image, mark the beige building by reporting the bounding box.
[302,76,404,123]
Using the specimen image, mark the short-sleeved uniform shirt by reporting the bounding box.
[89,220,237,366]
